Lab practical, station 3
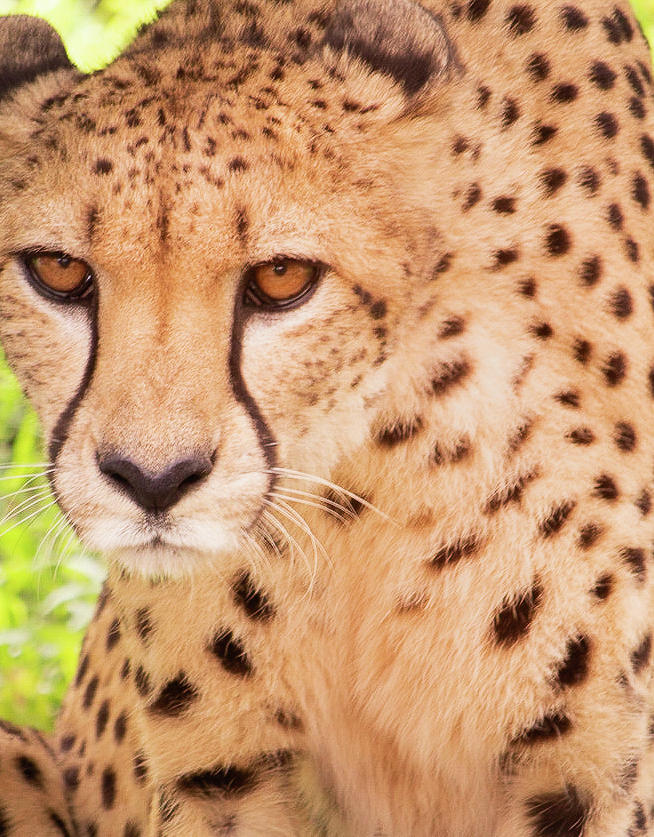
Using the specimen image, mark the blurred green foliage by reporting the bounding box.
[0,0,653,732]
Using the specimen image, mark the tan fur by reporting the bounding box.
[0,0,653,834]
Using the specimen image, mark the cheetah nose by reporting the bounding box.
[98,453,214,513]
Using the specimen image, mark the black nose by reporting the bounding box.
[98,454,214,513]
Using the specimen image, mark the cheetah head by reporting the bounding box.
[0,0,460,576]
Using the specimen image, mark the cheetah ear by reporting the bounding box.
[0,15,73,102]
[323,0,457,99]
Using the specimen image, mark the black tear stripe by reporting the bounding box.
[229,282,278,504]
[48,292,99,465]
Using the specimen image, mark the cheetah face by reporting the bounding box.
[0,1,456,576]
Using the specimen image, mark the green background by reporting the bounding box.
[0,0,653,731]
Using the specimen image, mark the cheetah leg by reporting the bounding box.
[0,723,76,836]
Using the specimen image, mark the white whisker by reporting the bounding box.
[269,466,394,524]
[271,489,351,524]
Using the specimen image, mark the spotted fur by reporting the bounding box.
[0,0,653,834]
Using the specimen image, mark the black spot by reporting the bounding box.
[561,5,588,30]
[641,134,654,170]
[94,158,113,175]
[625,75,646,112]
[177,764,257,797]
[551,83,578,103]
[106,618,121,650]
[376,416,422,446]
[134,665,151,697]
[493,580,543,646]
[209,629,253,677]
[101,766,116,809]
[463,182,482,210]
[60,733,75,752]
[629,97,646,119]
[532,122,557,145]
[148,672,199,715]
[370,300,387,319]
[506,4,536,35]
[500,97,520,128]
[518,711,571,743]
[589,61,617,90]
[466,0,491,22]
[484,470,536,513]
[602,352,626,386]
[555,635,591,688]
[573,339,592,364]
[230,205,249,244]
[232,572,274,621]
[492,196,516,213]
[625,237,640,263]
[123,823,141,837]
[133,752,148,784]
[614,421,636,451]
[622,546,646,582]
[620,759,639,792]
[577,166,600,195]
[578,522,603,549]
[540,168,567,196]
[452,135,469,155]
[431,358,470,395]
[594,473,619,501]
[526,786,589,837]
[612,6,634,41]
[545,224,571,256]
[83,675,99,709]
[135,608,153,643]
[530,321,553,340]
[63,766,79,790]
[75,653,89,686]
[592,573,613,599]
[87,205,100,241]
[476,84,491,108]
[228,156,248,173]
[554,390,579,408]
[439,316,465,338]
[630,801,647,833]
[519,277,536,297]
[433,252,453,275]
[492,247,520,268]
[114,711,127,744]
[607,202,624,229]
[95,700,109,739]
[579,255,602,286]
[636,489,651,516]
[527,53,550,81]
[431,535,480,569]
[567,427,594,445]
[540,500,576,537]
[16,755,42,787]
[632,633,652,673]
[595,111,619,139]
[609,287,633,319]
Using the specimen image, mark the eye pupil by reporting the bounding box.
[58,255,71,268]
[273,263,287,275]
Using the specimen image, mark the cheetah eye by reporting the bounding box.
[23,253,94,302]
[244,259,321,309]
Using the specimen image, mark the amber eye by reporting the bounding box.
[244,259,321,309]
[25,253,94,301]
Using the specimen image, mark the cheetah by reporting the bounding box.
[0,0,653,833]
